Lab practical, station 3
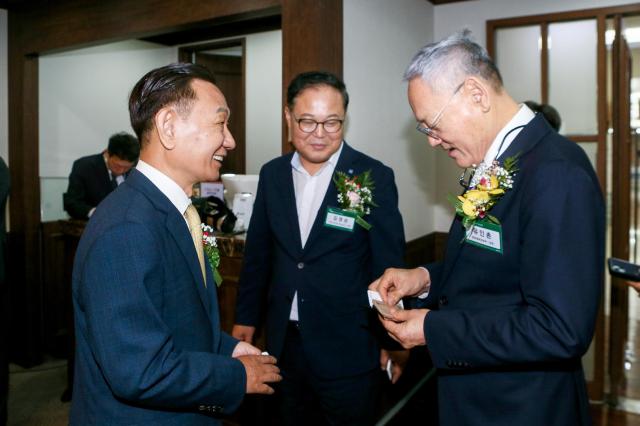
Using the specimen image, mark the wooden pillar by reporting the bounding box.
[281,0,343,154]
[8,13,43,366]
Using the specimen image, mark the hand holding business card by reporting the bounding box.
[368,290,404,319]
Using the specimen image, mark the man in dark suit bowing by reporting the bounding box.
[63,131,139,219]
[232,71,406,425]
[370,30,604,426]
[70,63,281,425]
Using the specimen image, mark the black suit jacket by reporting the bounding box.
[235,143,405,379]
[421,115,604,426]
[64,153,118,219]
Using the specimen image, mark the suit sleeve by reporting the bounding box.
[77,222,246,411]
[234,166,273,327]
[368,166,405,276]
[64,160,93,219]
[219,332,239,356]
[424,160,604,368]
[368,166,406,349]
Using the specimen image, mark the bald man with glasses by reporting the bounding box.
[232,71,406,425]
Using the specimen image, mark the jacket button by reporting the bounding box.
[438,295,448,306]
[297,262,304,269]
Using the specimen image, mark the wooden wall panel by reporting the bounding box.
[8,22,43,364]
[14,0,280,54]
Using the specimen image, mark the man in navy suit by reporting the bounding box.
[64,132,140,219]
[70,63,281,425]
[232,71,406,425]
[370,31,604,426]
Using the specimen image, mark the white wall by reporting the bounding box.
[0,9,7,163]
[39,40,176,178]
[38,31,282,220]
[245,30,282,174]
[344,0,435,241]
[431,0,640,231]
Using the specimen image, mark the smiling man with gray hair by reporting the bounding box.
[370,30,604,425]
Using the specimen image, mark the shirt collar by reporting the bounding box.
[291,141,344,176]
[135,160,191,215]
[483,104,535,164]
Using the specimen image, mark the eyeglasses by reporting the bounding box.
[292,114,344,133]
[416,82,464,140]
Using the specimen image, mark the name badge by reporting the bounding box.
[465,220,503,254]
[324,207,356,232]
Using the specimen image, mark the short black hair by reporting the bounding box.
[524,100,562,132]
[286,71,349,111]
[107,132,139,162]
[129,62,217,144]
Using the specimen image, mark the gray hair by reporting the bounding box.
[404,29,503,94]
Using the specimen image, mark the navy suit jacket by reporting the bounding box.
[64,153,122,219]
[235,143,405,379]
[70,169,246,425]
[422,115,604,426]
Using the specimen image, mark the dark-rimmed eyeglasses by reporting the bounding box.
[293,114,344,134]
[416,82,464,141]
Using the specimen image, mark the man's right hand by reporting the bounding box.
[232,324,256,344]
[237,354,282,394]
[369,267,430,306]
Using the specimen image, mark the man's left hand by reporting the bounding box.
[380,348,410,384]
[379,308,429,349]
[232,341,262,358]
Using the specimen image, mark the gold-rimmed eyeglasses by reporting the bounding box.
[293,114,344,134]
[416,82,464,141]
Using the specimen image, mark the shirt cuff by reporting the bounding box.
[416,266,430,299]
[88,207,96,218]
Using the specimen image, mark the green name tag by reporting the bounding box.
[324,207,356,232]
[464,220,503,254]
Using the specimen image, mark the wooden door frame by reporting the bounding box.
[487,2,640,402]
[7,0,342,366]
[179,39,248,175]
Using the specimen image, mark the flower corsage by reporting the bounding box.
[449,155,518,231]
[334,170,377,230]
[201,223,223,286]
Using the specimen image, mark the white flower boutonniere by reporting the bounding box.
[201,223,223,286]
[334,170,377,230]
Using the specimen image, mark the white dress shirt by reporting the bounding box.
[289,142,344,321]
[482,104,535,165]
[136,160,192,223]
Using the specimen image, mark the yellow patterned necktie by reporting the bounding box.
[184,204,207,287]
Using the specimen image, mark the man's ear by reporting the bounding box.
[464,77,491,113]
[284,106,293,142]
[154,107,178,151]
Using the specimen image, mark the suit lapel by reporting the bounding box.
[438,115,549,289]
[95,154,113,192]
[126,170,212,317]
[303,142,357,253]
[277,158,304,253]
